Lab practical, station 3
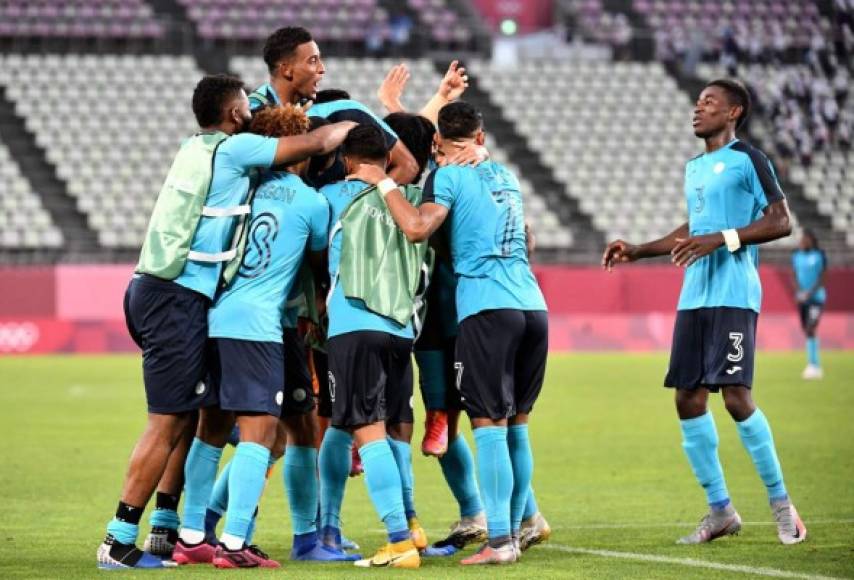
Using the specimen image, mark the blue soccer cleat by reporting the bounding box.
[421,544,458,557]
[291,541,361,561]
[97,535,176,569]
[340,535,360,551]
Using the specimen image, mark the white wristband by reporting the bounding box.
[722,228,741,252]
[377,178,397,199]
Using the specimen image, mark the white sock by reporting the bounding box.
[179,528,205,544]
[220,532,245,551]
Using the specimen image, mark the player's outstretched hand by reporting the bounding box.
[441,142,489,167]
[439,60,468,101]
[378,63,410,114]
[602,239,638,271]
[346,163,389,186]
[671,233,724,267]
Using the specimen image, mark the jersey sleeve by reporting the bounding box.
[421,167,457,209]
[224,133,278,170]
[308,193,330,251]
[744,147,785,207]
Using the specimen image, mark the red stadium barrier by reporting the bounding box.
[0,264,852,354]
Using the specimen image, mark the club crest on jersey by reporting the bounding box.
[713,162,726,174]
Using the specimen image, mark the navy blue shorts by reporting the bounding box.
[798,302,824,332]
[455,309,548,420]
[664,307,757,391]
[123,274,214,414]
[281,328,316,417]
[209,338,284,416]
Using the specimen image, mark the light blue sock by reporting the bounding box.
[223,442,271,542]
[807,337,820,366]
[523,487,539,520]
[106,519,138,545]
[388,438,416,519]
[736,408,788,502]
[439,435,483,518]
[319,427,353,530]
[208,459,232,515]
[284,445,319,535]
[473,426,513,540]
[680,413,730,508]
[182,438,224,533]
[243,456,277,545]
[508,425,534,533]
[149,508,180,531]
[360,439,409,542]
[414,350,447,410]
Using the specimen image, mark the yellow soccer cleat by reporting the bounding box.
[354,539,421,569]
[409,517,428,551]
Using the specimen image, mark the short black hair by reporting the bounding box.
[263,26,313,73]
[314,89,351,104]
[438,101,483,139]
[342,124,387,162]
[706,79,751,129]
[307,116,336,177]
[192,74,245,127]
[384,112,435,182]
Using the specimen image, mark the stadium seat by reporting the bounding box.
[0,143,63,248]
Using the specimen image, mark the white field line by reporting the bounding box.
[544,544,847,580]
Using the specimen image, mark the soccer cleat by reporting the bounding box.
[431,514,488,550]
[409,517,428,551]
[772,499,807,545]
[350,446,364,477]
[321,525,361,556]
[291,541,361,562]
[460,542,518,565]
[801,364,823,380]
[142,526,178,559]
[171,538,217,565]
[354,539,421,569]
[341,535,360,551]
[212,544,281,568]
[519,512,552,551]
[421,410,449,457]
[677,505,742,544]
[96,534,174,569]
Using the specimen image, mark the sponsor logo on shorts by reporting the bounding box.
[195,381,206,395]
[275,391,284,406]
[725,366,742,375]
[328,371,336,403]
[293,388,306,402]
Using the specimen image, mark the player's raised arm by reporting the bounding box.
[346,164,448,242]
[602,222,689,271]
[272,120,356,165]
[377,63,410,114]
[420,61,468,126]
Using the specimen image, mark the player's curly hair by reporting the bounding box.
[263,26,313,73]
[191,74,246,127]
[249,104,310,138]
[706,79,751,130]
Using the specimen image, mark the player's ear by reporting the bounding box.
[385,151,392,170]
[475,129,485,146]
[730,104,743,124]
[279,59,293,81]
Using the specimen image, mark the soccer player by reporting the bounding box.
[97,75,353,570]
[320,124,426,569]
[249,26,418,184]
[347,101,549,565]
[602,79,807,545]
[792,229,827,379]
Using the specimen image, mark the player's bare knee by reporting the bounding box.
[722,386,755,421]
[282,413,315,448]
[386,421,413,442]
[197,407,235,447]
[675,388,708,419]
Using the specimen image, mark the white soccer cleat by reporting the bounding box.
[772,500,807,545]
[801,365,823,380]
[677,505,742,544]
[519,512,551,551]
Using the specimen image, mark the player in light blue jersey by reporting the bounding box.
[347,102,548,566]
[249,26,417,185]
[792,230,827,379]
[602,79,806,545]
[99,76,354,570]
[172,105,342,569]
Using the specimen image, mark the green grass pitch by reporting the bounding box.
[0,352,852,579]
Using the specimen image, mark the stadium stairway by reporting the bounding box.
[0,85,98,260]
[147,0,234,74]
[449,62,605,262]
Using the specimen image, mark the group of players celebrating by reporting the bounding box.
[97,24,807,572]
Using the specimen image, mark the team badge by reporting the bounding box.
[713,162,725,174]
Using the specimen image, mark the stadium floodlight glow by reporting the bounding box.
[500,19,518,36]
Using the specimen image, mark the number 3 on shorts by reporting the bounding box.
[727,332,744,363]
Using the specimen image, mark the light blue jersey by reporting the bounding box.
[320,179,414,339]
[208,172,329,342]
[677,140,785,313]
[792,248,827,304]
[422,160,546,322]
[174,133,278,299]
